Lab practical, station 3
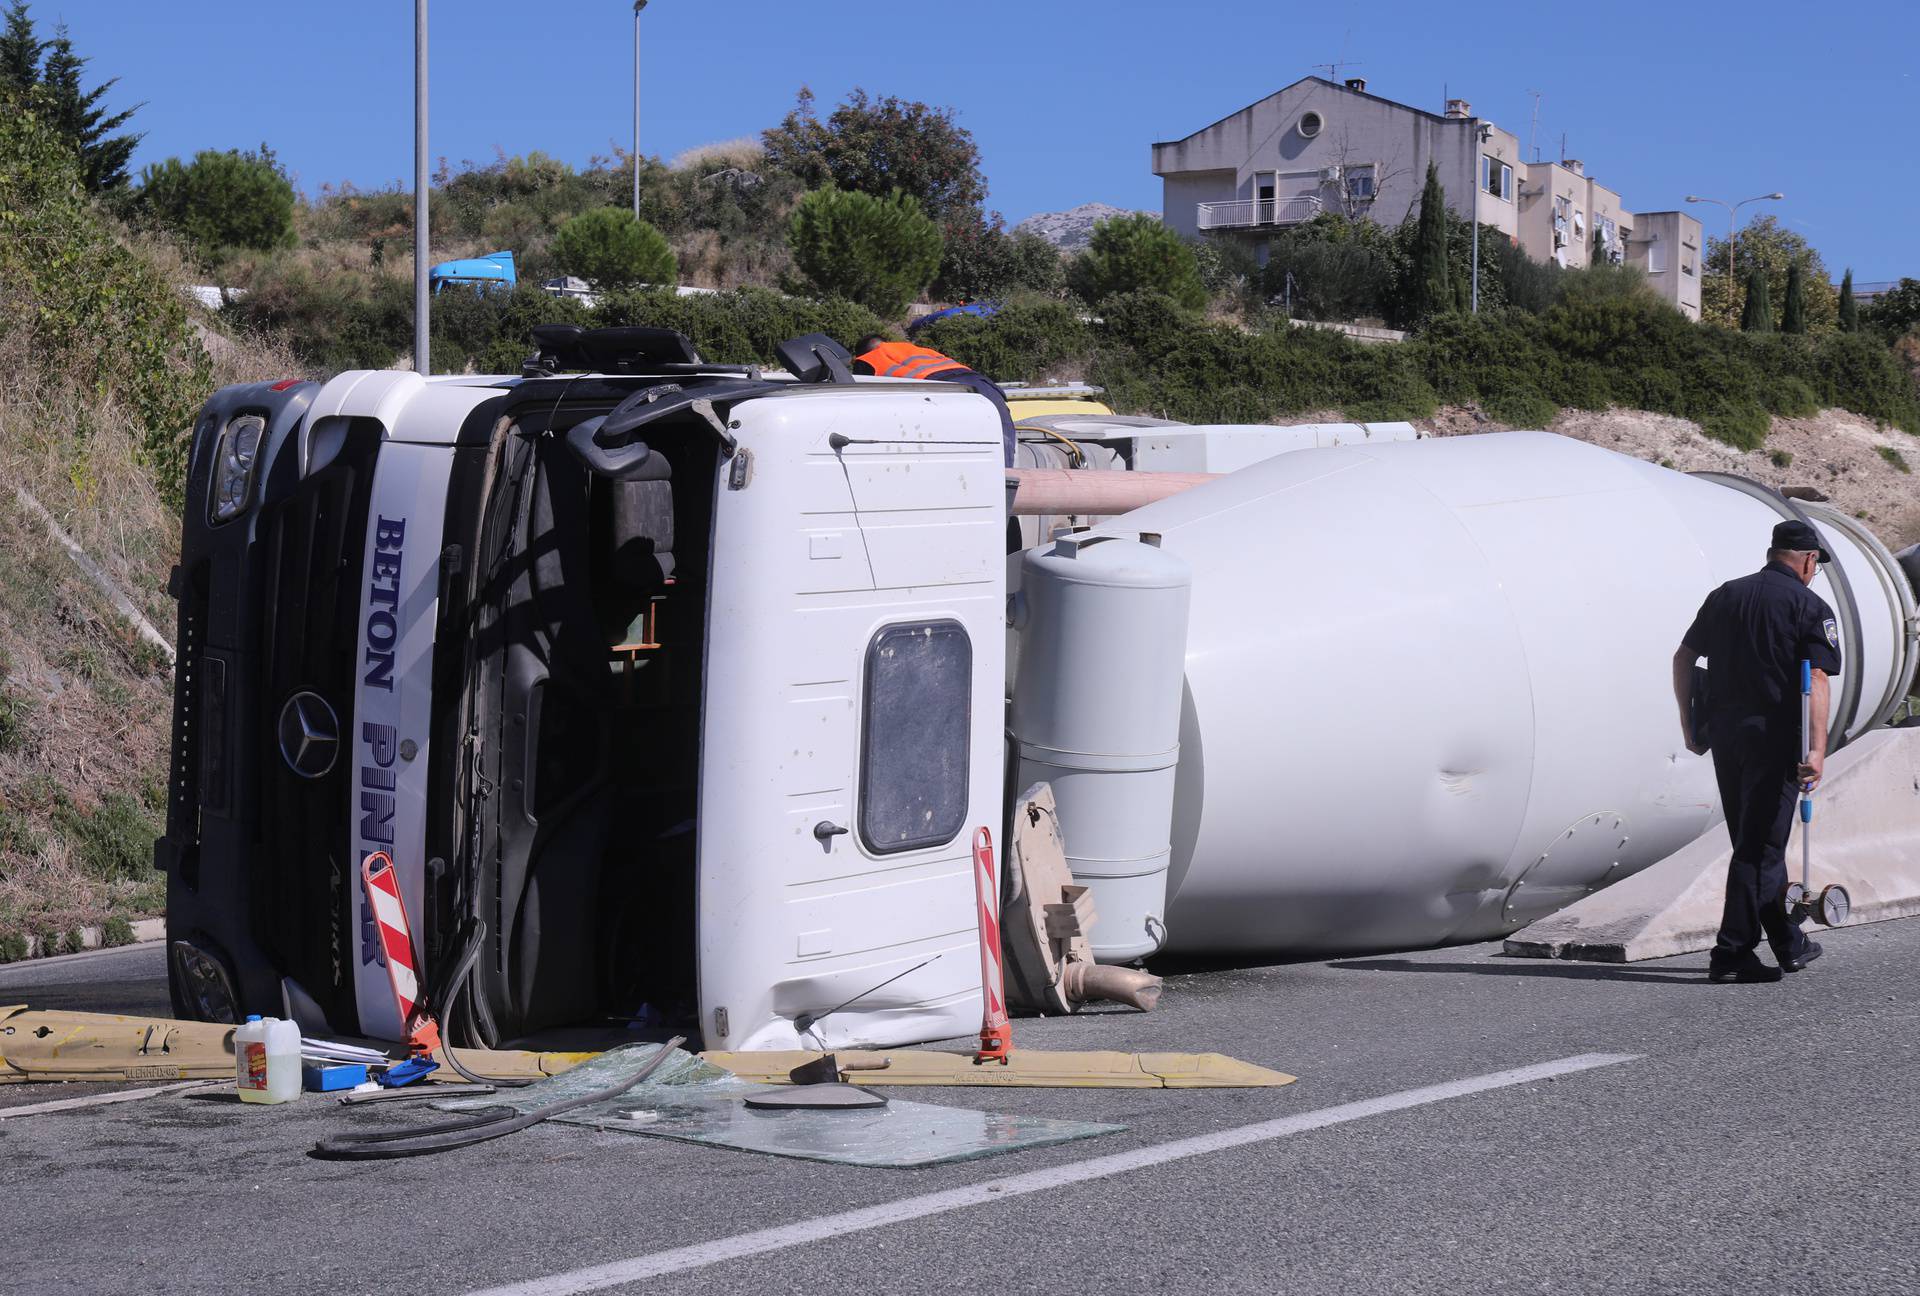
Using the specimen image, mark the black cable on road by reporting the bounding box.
[310,1035,684,1161]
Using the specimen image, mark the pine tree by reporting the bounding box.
[1781,259,1807,334]
[1411,161,1451,321]
[1741,265,1773,333]
[37,23,140,192]
[1838,269,1858,333]
[0,1,39,93]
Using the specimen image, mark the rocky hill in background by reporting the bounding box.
[1013,203,1152,252]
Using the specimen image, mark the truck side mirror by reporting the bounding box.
[776,333,855,385]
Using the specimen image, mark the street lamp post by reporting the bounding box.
[414,0,429,375]
[632,1,648,219]
[1685,191,1784,324]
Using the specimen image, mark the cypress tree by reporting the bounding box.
[1838,269,1858,332]
[0,1,39,93]
[1411,161,1450,321]
[1741,265,1773,333]
[1781,259,1807,334]
[38,23,140,192]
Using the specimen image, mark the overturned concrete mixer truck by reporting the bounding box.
[156,326,1920,1052]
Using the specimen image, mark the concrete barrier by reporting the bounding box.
[1505,726,1920,962]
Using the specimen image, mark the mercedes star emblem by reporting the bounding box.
[277,691,340,779]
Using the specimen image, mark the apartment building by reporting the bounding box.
[1626,210,1704,320]
[1153,77,1522,247]
[1153,77,1702,319]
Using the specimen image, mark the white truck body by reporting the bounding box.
[159,334,1918,1051]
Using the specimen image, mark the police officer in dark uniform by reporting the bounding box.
[1672,519,1843,983]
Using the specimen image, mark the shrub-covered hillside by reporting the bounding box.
[0,103,293,952]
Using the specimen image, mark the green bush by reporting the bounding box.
[50,792,158,886]
[550,206,677,293]
[933,219,1064,303]
[593,284,885,365]
[785,188,943,318]
[432,283,590,374]
[1068,214,1207,310]
[1879,445,1913,474]
[762,87,986,222]
[917,298,1092,382]
[0,932,26,964]
[226,259,412,372]
[137,146,296,255]
[0,107,212,504]
[918,267,1919,445]
[101,915,136,947]
[1265,232,1401,323]
[1861,278,1920,339]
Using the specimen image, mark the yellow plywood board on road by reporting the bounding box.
[702,1048,1295,1089]
[0,1005,235,1083]
[0,1006,597,1085]
[3,1006,1294,1091]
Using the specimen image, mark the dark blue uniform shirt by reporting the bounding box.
[1683,560,1843,740]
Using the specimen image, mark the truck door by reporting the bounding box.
[697,385,1007,1052]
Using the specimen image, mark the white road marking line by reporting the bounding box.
[462,1051,1639,1296]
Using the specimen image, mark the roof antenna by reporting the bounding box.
[1527,89,1543,162]
[1313,30,1362,83]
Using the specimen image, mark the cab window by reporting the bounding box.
[858,621,971,854]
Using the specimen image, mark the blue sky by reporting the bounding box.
[40,0,1919,280]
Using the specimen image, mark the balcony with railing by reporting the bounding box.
[1196,194,1323,231]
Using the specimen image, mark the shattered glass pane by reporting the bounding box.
[435,1045,1123,1168]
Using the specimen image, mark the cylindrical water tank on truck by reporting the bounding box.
[1012,533,1192,961]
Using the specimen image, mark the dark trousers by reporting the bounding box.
[1708,720,1809,965]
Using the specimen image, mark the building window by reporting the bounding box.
[858,620,972,854]
[1647,237,1668,274]
[1480,155,1512,201]
[1345,166,1376,201]
[1298,111,1323,139]
[1682,247,1698,277]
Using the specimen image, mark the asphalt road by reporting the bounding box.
[4,925,1918,1296]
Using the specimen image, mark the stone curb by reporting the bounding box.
[8,918,166,962]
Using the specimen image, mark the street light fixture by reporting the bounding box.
[633,1,648,219]
[1685,191,1784,323]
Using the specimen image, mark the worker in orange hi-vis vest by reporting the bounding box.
[852,336,1016,468]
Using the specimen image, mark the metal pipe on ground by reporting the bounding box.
[1006,469,1219,517]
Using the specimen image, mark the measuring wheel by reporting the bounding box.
[1815,883,1850,927]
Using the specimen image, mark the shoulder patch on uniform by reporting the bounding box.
[1824,617,1839,648]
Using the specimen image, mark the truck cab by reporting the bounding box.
[160,327,1007,1052]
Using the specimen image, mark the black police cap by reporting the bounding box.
[1771,519,1832,564]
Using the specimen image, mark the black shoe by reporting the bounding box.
[1708,959,1783,984]
[1782,941,1823,973]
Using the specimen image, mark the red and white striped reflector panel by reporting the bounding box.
[972,827,1008,1032]
[361,850,422,1026]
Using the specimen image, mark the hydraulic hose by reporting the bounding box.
[310,1035,684,1161]
[435,918,534,1088]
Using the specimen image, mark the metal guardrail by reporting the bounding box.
[1196,195,1323,231]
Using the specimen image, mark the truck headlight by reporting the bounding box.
[208,413,267,524]
[170,937,240,1023]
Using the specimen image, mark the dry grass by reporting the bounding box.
[0,264,305,948]
[670,137,765,172]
